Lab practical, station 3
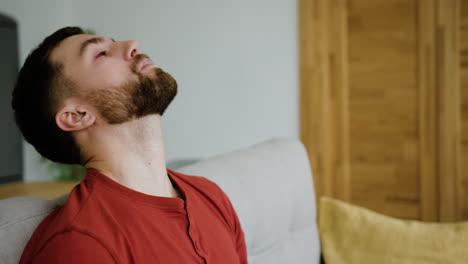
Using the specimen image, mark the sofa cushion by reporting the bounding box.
[0,195,67,262]
[319,197,468,264]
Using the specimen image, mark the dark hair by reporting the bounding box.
[12,26,85,164]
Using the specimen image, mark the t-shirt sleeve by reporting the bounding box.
[31,230,116,264]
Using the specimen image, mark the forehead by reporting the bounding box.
[49,34,95,65]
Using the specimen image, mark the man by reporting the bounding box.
[13,26,247,263]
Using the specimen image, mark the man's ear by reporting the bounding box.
[55,102,96,132]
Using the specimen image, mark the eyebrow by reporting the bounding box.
[78,37,115,58]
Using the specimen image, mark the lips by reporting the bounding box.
[138,58,154,71]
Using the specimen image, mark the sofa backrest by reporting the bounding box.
[0,195,68,263]
[0,138,321,264]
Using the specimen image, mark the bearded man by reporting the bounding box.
[12,26,247,264]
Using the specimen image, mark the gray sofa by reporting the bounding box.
[0,138,321,264]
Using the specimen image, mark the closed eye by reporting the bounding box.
[96,51,107,59]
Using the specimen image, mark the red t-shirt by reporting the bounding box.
[20,169,248,264]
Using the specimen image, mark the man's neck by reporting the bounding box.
[81,115,181,198]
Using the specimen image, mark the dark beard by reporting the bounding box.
[85,58,178,124]
[131,67,178,119]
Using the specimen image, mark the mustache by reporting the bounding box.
[131,53,151,73]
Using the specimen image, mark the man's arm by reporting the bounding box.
[30,230,116,264]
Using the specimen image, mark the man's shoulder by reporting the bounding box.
[169,169,231,204]
[20,183,102,261]
[170,169,225,194]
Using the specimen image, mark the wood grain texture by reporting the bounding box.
[300,0,350,201]
[459,0,468,220]
[0,181,78,200]
[300,0,324,199]
[437,0,461,221]
[348,0,420,219]
[329,0,351,202]
[300,0,463,221]
[418,0,439,221]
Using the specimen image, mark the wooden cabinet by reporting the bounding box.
[300,0,466,221]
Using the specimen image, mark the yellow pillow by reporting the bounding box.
[318,197,468,264]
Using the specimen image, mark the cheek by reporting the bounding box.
[78,64,136,91]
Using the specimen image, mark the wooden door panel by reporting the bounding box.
[460,0,468,219]
[300,0,463,221]
[348,0,420,219]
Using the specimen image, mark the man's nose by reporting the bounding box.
[123,40,140,60]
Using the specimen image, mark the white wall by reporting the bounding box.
[1,0,299,181]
